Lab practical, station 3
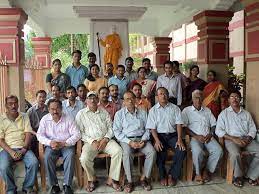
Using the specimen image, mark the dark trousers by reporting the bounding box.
[156,133,186,180]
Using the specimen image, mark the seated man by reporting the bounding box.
[75,91,122,192]
[37,99,81,194]
[113,91,156,192]
[27,90,49,156]
[62,86,85,120]
[182,90,222,183]
[131,83,151,112]
[76,84,88,103]
[0,95,38,194]
[45,85,64,104]
[146,87,186,186]
[98,87,117,120]
[108,84,123,110]
[216,90,259,187]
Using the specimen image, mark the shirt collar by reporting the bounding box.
[85,106,100,114]
[115,75,126,80]
[164,73,175,79]
[65,99,78,108]
[191,105,204,111]
[98,101,112,108]
[125,107,138,115]
[72,63,82,69]
[156,102,170,109]
[35,103,48,111]
[2,112,23,122]
[228,106,243,114]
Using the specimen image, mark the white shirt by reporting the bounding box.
[75,107,113,144]
[216,106,257,138]
[146,102,183,133]
[182,106,216,136]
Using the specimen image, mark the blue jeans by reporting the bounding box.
[0,149,39,193]
[44,146,75,187]
[156,133,186,180]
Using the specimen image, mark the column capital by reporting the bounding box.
[151,37,172,53]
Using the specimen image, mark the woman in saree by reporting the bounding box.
[46,59,71,98]
[130,67,156,102]
[185,65,207,105]
[203,70,228,118]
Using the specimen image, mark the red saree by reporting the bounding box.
[203,81,227,118]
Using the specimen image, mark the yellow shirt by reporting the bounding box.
[84,77,107,93]
[0,113,33,151]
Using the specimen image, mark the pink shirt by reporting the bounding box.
[37,113,81,146]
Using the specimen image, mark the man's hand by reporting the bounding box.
[129,141,139,149]
[57,142,66,149]
[91,140,100,151]
[138,141,145,149]
[19,147,28,155]
[204,134,213,143]
[154,140,163,152]
[232,137,247,147]
[10,150,22,161]
[175,139,186,151]
[194,135,206,143]
[50,141,60,150]
[98,138,109,151]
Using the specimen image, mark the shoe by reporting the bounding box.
[50,185,61,194]
[63,185,73,194]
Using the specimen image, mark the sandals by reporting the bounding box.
[233,177,243,188]
[124,182,133,193]
[140,179,151,191]
[248,178,259,186]
[194,175,204,184]
[106,180,123,192]
[168,175,177,186]
[86,181,95,192]
[202,170,211,183]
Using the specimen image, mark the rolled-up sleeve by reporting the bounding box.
[24,114,33,133]
[247,113,257,138]
[146,109,157,130]
[215,112,226,138]
[175,106,184,125]
[181,108,189,127]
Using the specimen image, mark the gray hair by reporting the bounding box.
[192,89,203,99]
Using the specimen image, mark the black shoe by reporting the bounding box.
[63,185,73,194]
[50,185,61,194]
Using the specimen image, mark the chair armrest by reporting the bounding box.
[76,140,82,155]
[218,137,224,148]
[38,143,45,156]
[185,134,191,146]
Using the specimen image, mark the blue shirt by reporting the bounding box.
[108,75,130,99]
[65,64,89,88]
[146,102,183,133]
[62,99,85,120]
[113,107,149,144]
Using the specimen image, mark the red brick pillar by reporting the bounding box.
[193,10,233,85]
[241,0,259,125]
[151,37,172,74]
[31,37,52,68]
[0,8,28,111]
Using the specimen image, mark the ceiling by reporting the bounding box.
[6,0,238,37]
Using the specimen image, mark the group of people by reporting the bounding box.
[0,50,259,194]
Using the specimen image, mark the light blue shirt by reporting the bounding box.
[182,106,216,136]
[216,106,257,138]
[108,75,130,99]
[146,70,158,81]
[65,64,88,88]
[146,102,183,133]
[62,99,85,119]
[113,107,149,144]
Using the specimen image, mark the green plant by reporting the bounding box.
[228,65,245,91]
[180,60,196,73]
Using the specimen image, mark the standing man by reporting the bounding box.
[131,83,151,112]
[0,95,39,194]
[66,50,89,88]
[27,90,49,156]
[108,65,130,99]
[216,90,259,187]
[87,52,97,69]
[76,91,122,192]
[114,91,156,192]
[76,84,88,103]
[108,84,123,111]
[146,87,186,186]
[124,57,137,82]
[182,90,222,184]
[62,86,85,120]
[37,99,81,194]
[142,58,158,81]
[98,87,117,121]
[157,60,182,106]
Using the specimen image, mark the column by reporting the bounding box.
[151,37,172,74]
[241,0,259,126]
[0,8,28,111]
[193,10,233,85]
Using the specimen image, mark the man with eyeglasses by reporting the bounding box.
[216,90,259,187]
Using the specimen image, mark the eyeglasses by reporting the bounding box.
[229,96,241,100]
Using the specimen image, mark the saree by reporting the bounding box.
[203,81,226,118]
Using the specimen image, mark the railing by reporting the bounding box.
[0,55,8,114]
